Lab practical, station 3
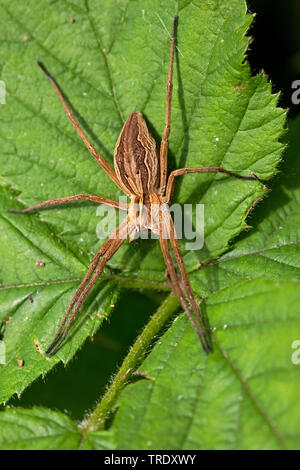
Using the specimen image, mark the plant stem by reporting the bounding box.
[80,292,180,435]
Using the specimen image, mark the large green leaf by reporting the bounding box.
[0,0,285,414]
[112,280,300,450]
[108,117,300,450]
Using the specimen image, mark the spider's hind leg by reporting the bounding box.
[159,207,211,354]
[45,217,132,356]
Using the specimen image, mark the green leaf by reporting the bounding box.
[0,0,285,410]
[0,406,115,450]
[111,280,300,450]
[108,117,300,451]
[0,187,118,404]
[81,430,116,450]
[190,116,299,296]
[0,407,81,450]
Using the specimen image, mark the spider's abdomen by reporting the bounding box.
[114,111,159,196]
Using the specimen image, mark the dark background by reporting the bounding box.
[5,0,299,420]
[247,0,300,117]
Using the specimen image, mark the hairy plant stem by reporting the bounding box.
[80,292,180,436]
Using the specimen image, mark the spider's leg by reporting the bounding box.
[167,210,211,351]
[158,210,210,354]
[8,194,128,214]
[163,167,263,203]
[45,236,115,355]
[37,61,126,193]
[46,217,132,356]
[159,16,178,195]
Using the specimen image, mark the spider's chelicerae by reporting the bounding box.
[9,16,260,356]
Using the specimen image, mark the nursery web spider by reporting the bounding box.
[9,16,260,356]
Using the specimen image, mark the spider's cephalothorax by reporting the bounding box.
[8,16,260,356]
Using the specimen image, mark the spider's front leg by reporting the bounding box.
[159,16,178,195]
[37,61,127,194]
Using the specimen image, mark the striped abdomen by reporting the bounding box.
[114,111,159,197]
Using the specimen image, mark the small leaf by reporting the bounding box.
[0,407,81,450]
[0,406,115,450]
[81,430,115,450]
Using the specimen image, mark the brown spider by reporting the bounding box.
[8,16,260,356]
